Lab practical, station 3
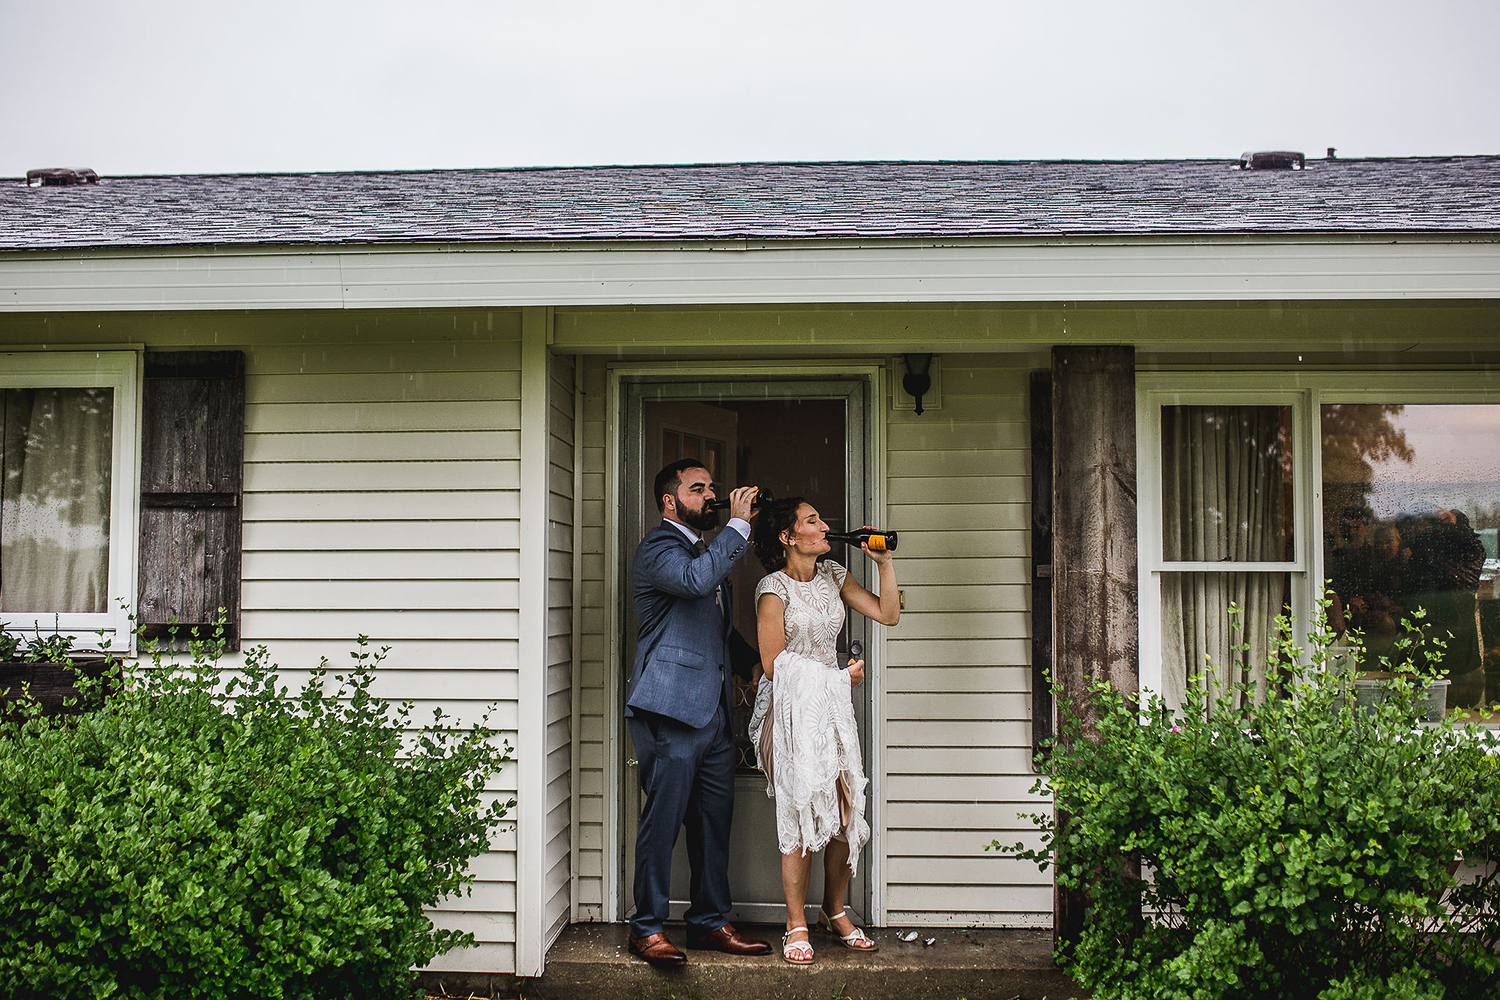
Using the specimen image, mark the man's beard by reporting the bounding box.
[680,504,722,532]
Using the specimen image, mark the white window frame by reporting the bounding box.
[0,351,141,651]
[1140,370,1500,699]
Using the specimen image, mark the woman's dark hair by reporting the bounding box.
[753,496,806,573]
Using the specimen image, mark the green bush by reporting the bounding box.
[0,626,513,1000]
[998,609,1500,1000]
[0,618,76,663]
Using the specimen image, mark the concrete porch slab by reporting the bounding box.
[419,922,1088,1000]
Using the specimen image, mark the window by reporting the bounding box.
[1141,374,1500,714]
[0,352,140,647]
[1139,382,1310,707]
[1321,401,1500,710]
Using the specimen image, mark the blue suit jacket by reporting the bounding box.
[627,520,747,729]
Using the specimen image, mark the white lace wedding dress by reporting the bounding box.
[748,560,871,871]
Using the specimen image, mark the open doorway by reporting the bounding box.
[620,378,873,925]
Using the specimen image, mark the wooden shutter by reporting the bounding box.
[137,351,245,648]
[1030,369,1054,766]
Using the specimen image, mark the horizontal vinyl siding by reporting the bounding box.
[573,357,609,920]
[562,354,1051,928]
[236,312,526,968]
[543,354,575,949]
[882,355,1052,928]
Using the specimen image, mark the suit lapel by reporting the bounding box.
[665,522,732,632]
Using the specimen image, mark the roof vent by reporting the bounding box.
[1239,151,1306,170]
[26,167,100,187]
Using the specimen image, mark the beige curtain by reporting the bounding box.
[1,388,114,613]
[1160,406,1287,709]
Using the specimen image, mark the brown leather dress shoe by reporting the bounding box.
[686,922,773,956]
[628,931,688,967]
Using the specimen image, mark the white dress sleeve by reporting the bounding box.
[755,571,788,605]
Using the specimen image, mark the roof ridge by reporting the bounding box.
[15,154,1500,183]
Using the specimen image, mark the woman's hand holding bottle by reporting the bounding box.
[856,526,894,564]
[846,659,866,686]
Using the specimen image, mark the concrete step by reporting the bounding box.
[421,922,1089,1000]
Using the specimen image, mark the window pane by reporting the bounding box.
[1161,405,1293,562]
[1160,571,1290,710]
[1,388,114,614]
[1321,403,1500,708]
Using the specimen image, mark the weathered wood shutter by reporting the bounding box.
[137,351,245,648]
[1029,369,1054,766]
[1050,345,1140,954]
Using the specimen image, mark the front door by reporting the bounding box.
[621,378,872,925]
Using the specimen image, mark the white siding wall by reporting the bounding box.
[574,357,610,920]
[881,355,1051,927]
[543,353,575,947]
[566,353,1051,929]
[248,340,1054,937]
[238,313,526,971]
[1,312,1051,944]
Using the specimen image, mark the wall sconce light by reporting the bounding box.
[903,353,934,415]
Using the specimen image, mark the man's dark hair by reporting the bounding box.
[654,459,708,512]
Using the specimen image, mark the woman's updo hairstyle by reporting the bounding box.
[753,496,806,573]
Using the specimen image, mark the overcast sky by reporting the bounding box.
[3,0,1498,178]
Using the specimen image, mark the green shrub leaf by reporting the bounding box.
[991,604,1500,1000]
[0,624,512,1000]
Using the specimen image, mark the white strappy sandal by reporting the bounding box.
[782,925,815,964]
[816,908,879,952]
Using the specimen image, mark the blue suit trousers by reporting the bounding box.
[628,703,735,938]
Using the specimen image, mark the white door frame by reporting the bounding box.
[603,360,889,926]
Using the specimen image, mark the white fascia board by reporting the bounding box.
[1,235,1498,313]
[0,251,346,310]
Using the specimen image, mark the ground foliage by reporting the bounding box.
[998,608,1500,1000]
[0,625,513,1000]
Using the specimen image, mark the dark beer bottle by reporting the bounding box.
[706,487,774,512]
[825,528,898,553]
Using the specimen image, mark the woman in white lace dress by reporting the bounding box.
[749,498,899,964]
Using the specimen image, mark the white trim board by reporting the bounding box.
[3,237,1499,312]
[515,307,552,977]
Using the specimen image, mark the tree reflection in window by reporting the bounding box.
[1321,403,1499,710]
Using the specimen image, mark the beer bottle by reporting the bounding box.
[825,528,898,553]
[706,487,774,512]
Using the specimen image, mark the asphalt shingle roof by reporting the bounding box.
[2,157,1498,252]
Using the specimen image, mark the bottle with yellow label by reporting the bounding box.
[825,528,898,553]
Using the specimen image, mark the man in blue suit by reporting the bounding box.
[626,459,772,965]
